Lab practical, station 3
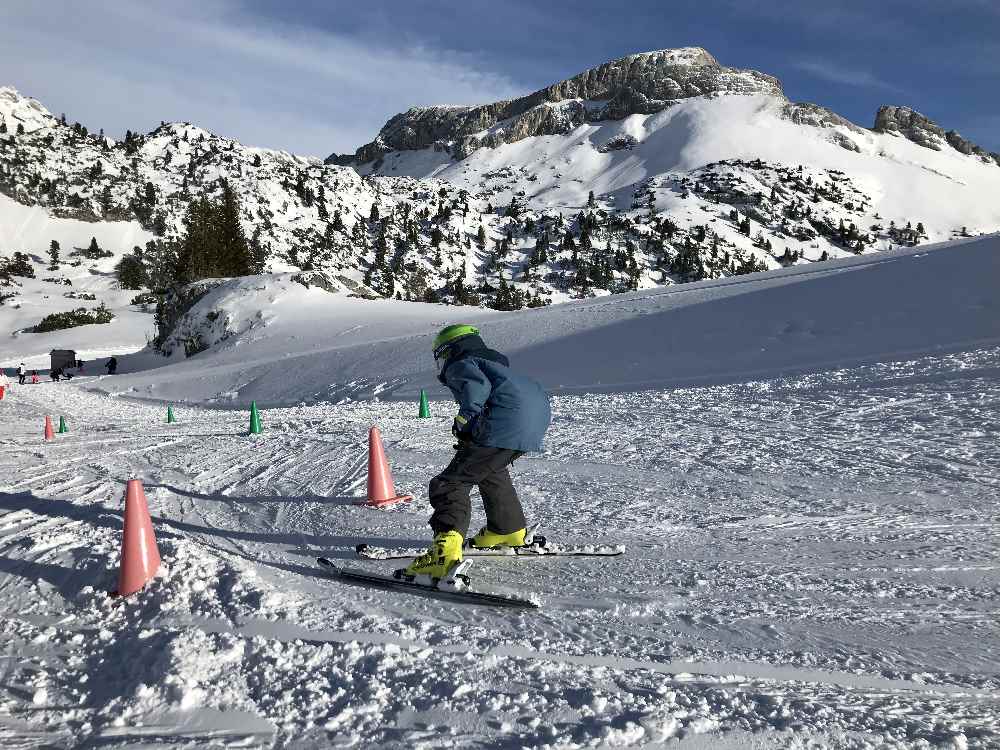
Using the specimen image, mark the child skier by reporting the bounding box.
[404,324,551,579]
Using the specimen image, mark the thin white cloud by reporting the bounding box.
[0,0,524,157]
[793,60,905,92]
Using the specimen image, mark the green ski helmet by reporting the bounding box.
[432,324,479,360]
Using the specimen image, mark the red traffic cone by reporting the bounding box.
[115,479,162,597]
[360,426,413,508]
[44,415,54,441]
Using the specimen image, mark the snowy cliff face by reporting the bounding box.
[333,47,784,165]
[0,86,57,134]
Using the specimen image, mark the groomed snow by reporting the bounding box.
[0,234,998,748]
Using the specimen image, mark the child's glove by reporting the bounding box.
[451,414,475,440]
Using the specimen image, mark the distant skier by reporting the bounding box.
[403,324,551,579]
[105,356,118,375]
[18,363,26,385]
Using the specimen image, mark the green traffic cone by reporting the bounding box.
[58,416,68,434]
[249,401,263,435]
[418,389,430,418]
[167,405,176,424]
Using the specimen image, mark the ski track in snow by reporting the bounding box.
[0,348,998,748]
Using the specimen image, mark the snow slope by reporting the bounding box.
[86,233,1000,409]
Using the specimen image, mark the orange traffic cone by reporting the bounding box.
[360,426,413,508]
[43,415,54,441]
[115,479,162,597]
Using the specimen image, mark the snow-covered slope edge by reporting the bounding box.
[90,233,1000,408]
[0,193,156,366]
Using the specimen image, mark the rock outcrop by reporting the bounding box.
[782,102,866,152]
[332,47,784,166]
[874,105,1000,165]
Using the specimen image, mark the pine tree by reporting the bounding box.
[249,228,268,274]
[317,185,328,219]
[174,182,253,284]
[115,247,149,290]
[217,180,252,277]
[85,237,105,259]
[587,190,595,207]
[48,240,60,269]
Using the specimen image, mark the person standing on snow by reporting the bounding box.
[403,324,551,579]
[18,363,26,385]
[105,356,118,375]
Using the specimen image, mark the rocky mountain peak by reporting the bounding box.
[331,47,784,166]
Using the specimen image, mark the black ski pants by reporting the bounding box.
[429,442,525,539]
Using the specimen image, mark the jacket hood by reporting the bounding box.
[438,334,509,382]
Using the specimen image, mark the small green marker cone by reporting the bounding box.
[58,416,68,434]
[418,389,430,418]
[167,405,176,424]
[249,401,263,435]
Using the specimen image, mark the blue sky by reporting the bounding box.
[3,0,997,157]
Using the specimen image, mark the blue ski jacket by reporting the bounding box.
[440,336,551,452]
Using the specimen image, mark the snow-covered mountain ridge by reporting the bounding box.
[329,47,785,164]
[3,47,1000,365]
[335,47,999,168]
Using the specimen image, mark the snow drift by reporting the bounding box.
[92,233,1000,408]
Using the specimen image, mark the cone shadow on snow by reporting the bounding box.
[0,491,421,565]
[144,483,362,507]
[0,554,104,601]
[0,491,160,599]
[135,487,425,553]
[0,490,182,538]
[146,512,426,558]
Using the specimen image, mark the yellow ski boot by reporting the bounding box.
[403,531,464,579]
[470,526,527,549]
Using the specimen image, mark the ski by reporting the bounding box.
[355,535,625,561]
[316,557,540,609]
